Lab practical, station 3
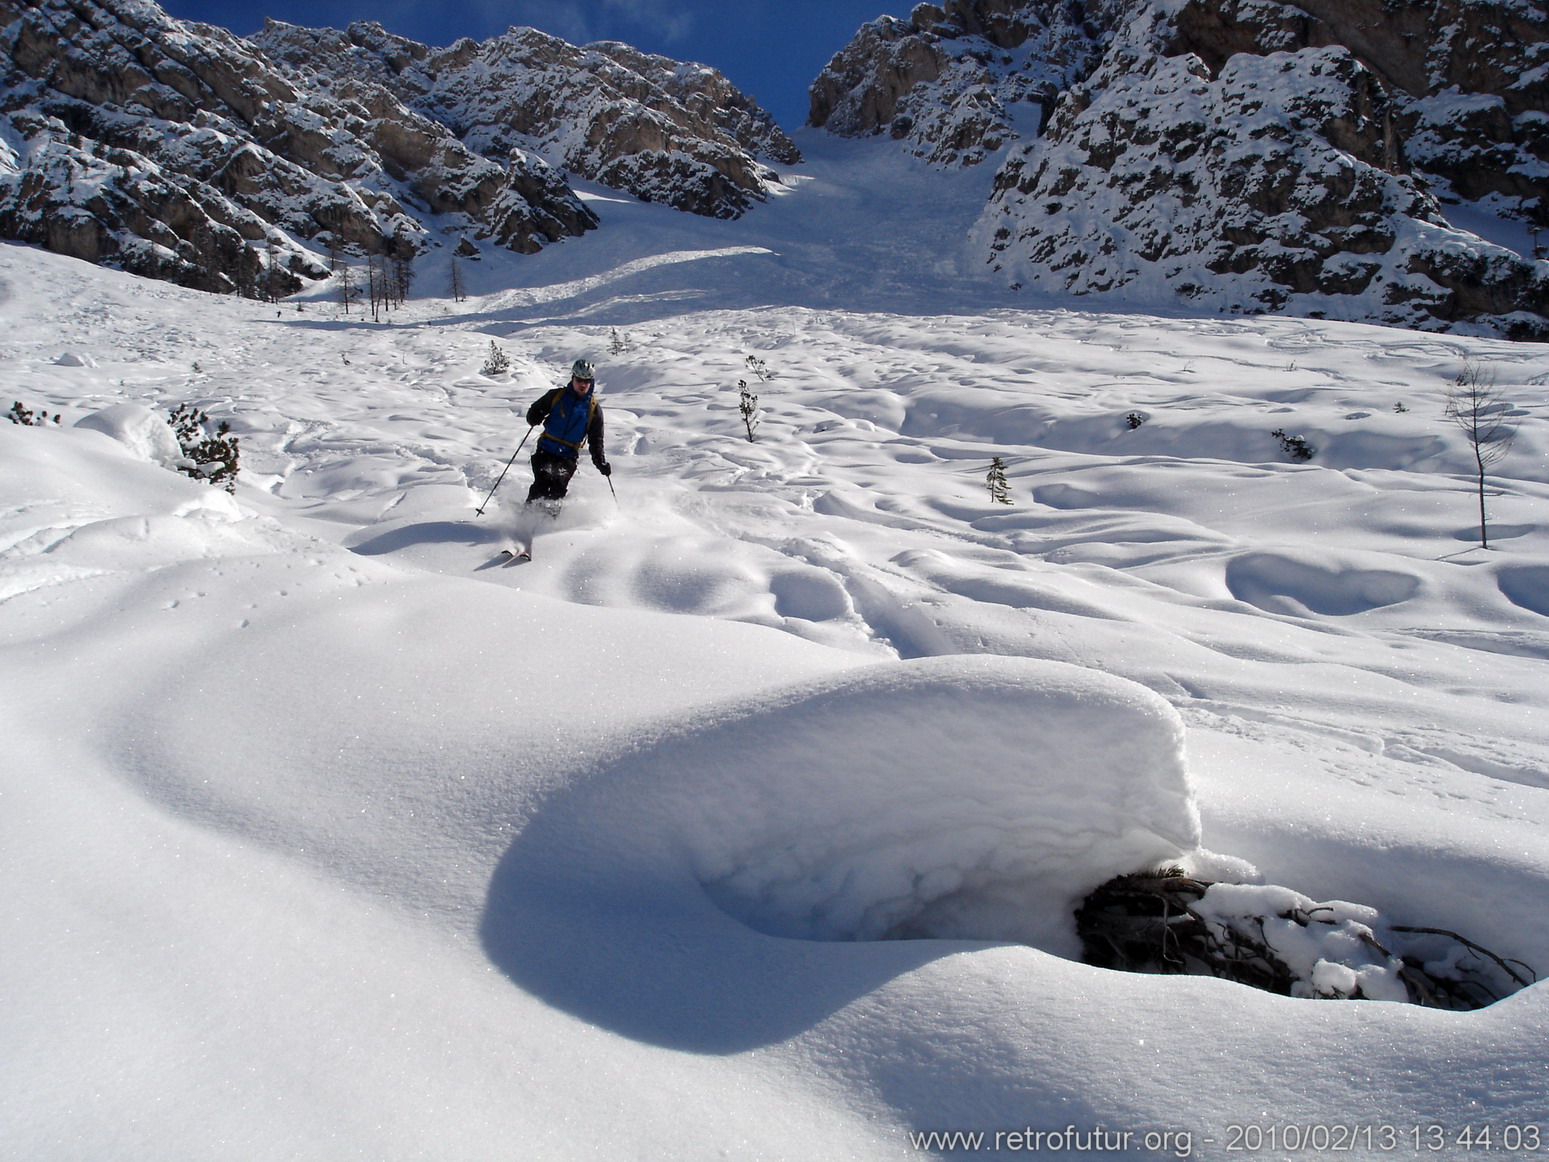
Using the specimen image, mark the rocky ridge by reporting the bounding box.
[814,0,1549,337]
[0,0,794,296]
[251,20,800,220]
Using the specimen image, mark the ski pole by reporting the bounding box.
[475,426,534,516]
[606,474,618,508]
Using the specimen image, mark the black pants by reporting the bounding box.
[526,449,578,502]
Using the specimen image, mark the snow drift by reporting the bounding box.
[487,654,1200,953]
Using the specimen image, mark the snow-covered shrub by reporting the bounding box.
[1125,411,1146,430]
[168,404,240,493]
[1272,428,1316,462]
[744,354,773,382]
[7,400,61,426]
[1077,871,1535,1010]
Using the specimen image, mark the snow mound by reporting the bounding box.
[1497,564,1549,618]
[499,655,1201,958]
[73,403,183,469]
[684,657,1200,952]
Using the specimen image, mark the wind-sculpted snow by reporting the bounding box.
[492,657,1198,949]
[1223,550,1424,617]
[5,144,1549,1157]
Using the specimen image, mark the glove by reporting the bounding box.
[595,459,612,477]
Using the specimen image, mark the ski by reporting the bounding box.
[501,544,531,563]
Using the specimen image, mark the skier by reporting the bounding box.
[524,357,611,507]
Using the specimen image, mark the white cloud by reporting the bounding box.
[602,0,694,43]
[463,0,694,46]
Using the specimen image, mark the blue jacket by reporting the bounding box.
[527,385,605,463]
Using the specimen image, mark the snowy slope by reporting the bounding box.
[3,131,1549,1160]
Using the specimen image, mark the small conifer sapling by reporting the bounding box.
[481,341,511,376]
[1272,428,1315,462]
[987,456,1012,504]
[738,379,760,442]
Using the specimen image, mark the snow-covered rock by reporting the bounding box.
[251,20,799,220]
[976,43,1549,335]
[809,2,1101,167]
[0,0,799,295]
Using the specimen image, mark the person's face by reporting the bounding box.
[571,375,593,395]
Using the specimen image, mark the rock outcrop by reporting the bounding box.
[809,2,1102,167]
[815,0,1549,337]
[251,20,799,219]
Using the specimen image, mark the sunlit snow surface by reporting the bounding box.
[3,133,1549,1159]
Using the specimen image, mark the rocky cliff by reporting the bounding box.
[814,0,1549,337]
[251,20,800,220]
[809,1,1104,167]
[0,0,794,296]
[0,0,603,295]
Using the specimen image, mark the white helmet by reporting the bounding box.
[570,358,596,382]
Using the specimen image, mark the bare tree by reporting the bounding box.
[1445,359,1518,549]
[366,254,383,322]
[393,254,413,307]
[336,261,360,315]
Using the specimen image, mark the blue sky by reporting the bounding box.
[157,0,897,129]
